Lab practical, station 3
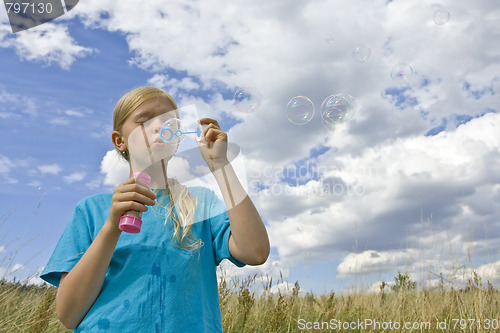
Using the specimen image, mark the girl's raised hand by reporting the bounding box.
[196,118,229,172]
[107,176,157,230]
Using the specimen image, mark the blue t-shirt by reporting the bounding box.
[40,186,244,332]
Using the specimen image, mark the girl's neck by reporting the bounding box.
[130,159,169,189]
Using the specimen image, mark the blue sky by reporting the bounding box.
[1,0,499,295]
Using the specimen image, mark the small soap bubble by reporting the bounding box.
[391,63,414,84]
[352,45,371,63]
[311,177,335,197]
[325,35,335,44]
[233,87,262,113]
[320,93,357,129]
[433,9,450,25]
[286,96,315,125]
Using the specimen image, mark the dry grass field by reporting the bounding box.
[1,271,500,333]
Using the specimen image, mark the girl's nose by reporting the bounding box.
[150,118,163,134]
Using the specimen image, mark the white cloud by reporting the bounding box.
[63,171,86,184]
[267,281,305,296]
[24,267,49,286]
[337,250,415,278]
[38,164,62,175]
[148,74,201,96]
[64,109,87,117]
[100,150,130,187]
[217,255,293,294]
[0,22,94,69]
[266,113,500,273]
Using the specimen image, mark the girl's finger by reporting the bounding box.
[198,117,220,127]
[117,190,156,206]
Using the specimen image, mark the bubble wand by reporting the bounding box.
[160,119,202,143]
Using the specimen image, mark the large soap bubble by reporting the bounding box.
[320,93,357,129]
[433,9,450,25]
[286,96,315,125]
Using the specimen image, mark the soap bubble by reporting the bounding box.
[286,96,315,125]
[325,35,335,44]
[311,177,336,197]
[233,87,262,113]
[352,45,371,63]
[391,63,414,84]
[320,93,357,129]
[322,117,344,131]
[433,9,450,25]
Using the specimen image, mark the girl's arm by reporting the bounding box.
[56,177,156,329]
[213,162,270,265]
[56,222,121,329]
[197,118,270,266]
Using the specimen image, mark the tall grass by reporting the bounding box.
[1,272,499,332]
[0,280,67,332]
[2,201,499,332]
[218,272,500,332]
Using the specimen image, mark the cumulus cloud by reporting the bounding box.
[337,250,415,278]
[266,113,500,281]
[0,22,94,69]
[100,150,129,187]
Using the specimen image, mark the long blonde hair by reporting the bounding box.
[113,86,202,251]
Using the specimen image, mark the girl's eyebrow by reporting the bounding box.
[133,110,152,120]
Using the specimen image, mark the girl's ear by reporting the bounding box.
[111,130,126,152]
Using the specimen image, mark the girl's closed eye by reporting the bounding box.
[135,114,151,124]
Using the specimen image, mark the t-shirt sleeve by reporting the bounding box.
[40,202,93,287]
[207,190,246,268]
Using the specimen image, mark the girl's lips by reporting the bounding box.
[152,137,164,144]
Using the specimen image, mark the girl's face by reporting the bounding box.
[119,95,180,169]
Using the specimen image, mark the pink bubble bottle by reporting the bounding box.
[118,172,151,233]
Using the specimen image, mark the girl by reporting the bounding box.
[40,86,270,332]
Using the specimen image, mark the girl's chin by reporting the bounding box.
[130,155,173,170]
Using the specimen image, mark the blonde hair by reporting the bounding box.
[113,86,202,251]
